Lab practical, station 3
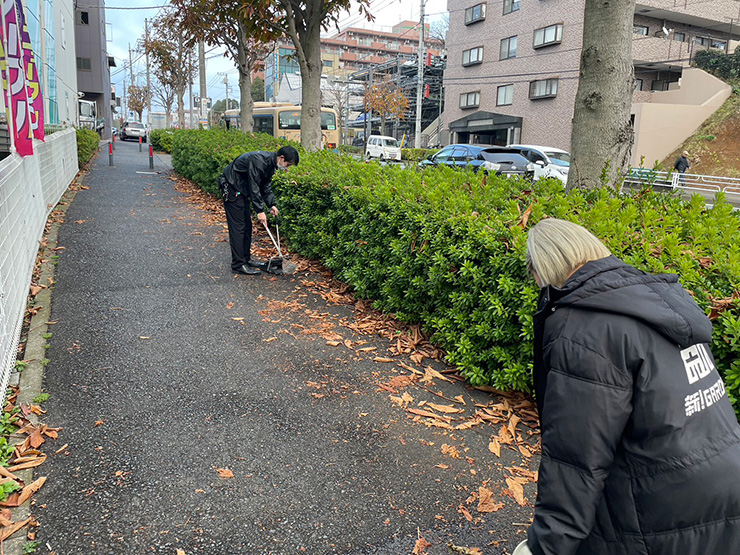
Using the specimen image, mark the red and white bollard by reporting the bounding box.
[149,144,154,169]
[139,136,142,152]
[108,141,113,166]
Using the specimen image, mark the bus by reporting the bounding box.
[222,103,339,148]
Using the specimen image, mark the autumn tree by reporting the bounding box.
[364,83,409,137]
[323,80,348,144]
[145,11,198,129]
[248,0,372,150]
[127,84,149,122]
[568,0,636,189]
[169,0,274,134]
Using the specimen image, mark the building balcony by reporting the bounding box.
[632,35,693,65]
[635,1,740,35]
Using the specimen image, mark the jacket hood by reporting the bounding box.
[542,256,712,348]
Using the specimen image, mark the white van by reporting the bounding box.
[365,135,402,161]
[508,144,571,184]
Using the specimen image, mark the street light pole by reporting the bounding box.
[414,0,425,148]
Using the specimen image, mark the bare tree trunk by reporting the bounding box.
[177,87,186,128]
[568,0,636,190]
[298,23,323,150]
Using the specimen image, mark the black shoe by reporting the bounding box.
[246,259,263,268]
[234,264,260,275]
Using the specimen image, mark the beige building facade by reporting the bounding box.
[445,0,738,165]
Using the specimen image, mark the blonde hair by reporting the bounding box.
[526,218,612,287]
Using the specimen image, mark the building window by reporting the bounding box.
[529,78,558,99]
[533,24,563,48]
[503,0,520,15]
[76,57,91,71]
[695,36,710,47]
[497,84,513,106]
[323,59,333,67]
[634,78,643,91]
[712,39,727,49]
[465,3,486,25]
[673,31,686,42]
[633,25,649,35]
[459,91,481,109]
[75,11,89,25]
[462,47,484,66]
[500,36,517,60]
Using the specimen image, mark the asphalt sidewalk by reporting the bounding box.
[25,139,539,554]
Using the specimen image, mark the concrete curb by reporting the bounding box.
[3,175,82,554]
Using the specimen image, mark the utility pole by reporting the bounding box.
[414,0,425,148]
[344,84,350,146]
[189,79,194,129]
[145,19,151,129]
[128,43,135,121]
[224,73,229,109]
[123,78,127,120]
[199,42,207,124]
[365,68,373,143]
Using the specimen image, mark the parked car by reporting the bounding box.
[365,135,402,161]
[508,144,570,184]
[120,122,147,142]
[352,135,365,148]
[418,144,533,178]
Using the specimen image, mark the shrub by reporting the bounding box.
[172,130,740,410]
[150,129,175,153]
[401,148,439,162]
[171,129,296,195]
[76,128,99,168]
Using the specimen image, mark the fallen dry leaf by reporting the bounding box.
[477,486,504,513]
[216,468,234,479]
[413,534,432,555]
[428,403,463,414]
[263,337,277,343]
[441,444,461,459]
[326,340,341,347]
[488,439,501,458]
[458,505,473,522]
[0,517,31,541]
[373,357,394,363]
[17,477,47,506]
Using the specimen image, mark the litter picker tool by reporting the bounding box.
[258,217,297,275]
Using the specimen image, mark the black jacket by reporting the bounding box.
[222,151,277,213]
[528,256,740,555]
[674,155,690,173]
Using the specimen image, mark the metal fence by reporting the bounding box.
[0,129,78,393]
[624,168,740,194]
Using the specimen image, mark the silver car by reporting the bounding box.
[120,122,147,142]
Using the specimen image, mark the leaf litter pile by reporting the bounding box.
[0,386,62,546]
[172,172,542,553]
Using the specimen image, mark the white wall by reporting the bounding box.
[54,0,78,126]
[0,129,78,394]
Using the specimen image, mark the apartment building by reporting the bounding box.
[74,0,116,138]
[265,21,442,100]
[445,0,738,165]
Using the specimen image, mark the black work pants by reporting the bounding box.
[224,192,253,271]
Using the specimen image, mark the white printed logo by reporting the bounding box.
[681,344,715,385]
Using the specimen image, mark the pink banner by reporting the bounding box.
[16,0,43,141]
[1,0,33,156]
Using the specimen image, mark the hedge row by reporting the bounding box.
[401,148,439,162]
[171,129,296,195]
[170,129,740,410]
[76,128,99,168]
[150,129,175,154]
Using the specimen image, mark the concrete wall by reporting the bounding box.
[631,68,731,166]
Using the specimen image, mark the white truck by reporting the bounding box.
[78,99,96,130]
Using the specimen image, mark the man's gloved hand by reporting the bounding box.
[257,212,267,224]
[513,540,532,555]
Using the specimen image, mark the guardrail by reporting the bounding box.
[624,169,740,193]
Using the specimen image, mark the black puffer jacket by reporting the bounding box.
[222,151,277,213]
[528,256,740,555]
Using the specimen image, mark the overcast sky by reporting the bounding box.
[106,0,449,116]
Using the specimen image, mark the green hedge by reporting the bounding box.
[150,129,175,153]
[694,48,740,81]
[171,129,297,195]
[76,128,99,168]
[401,148,439,162]
[172,129,740,409]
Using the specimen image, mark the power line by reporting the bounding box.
[77,4,169,8]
